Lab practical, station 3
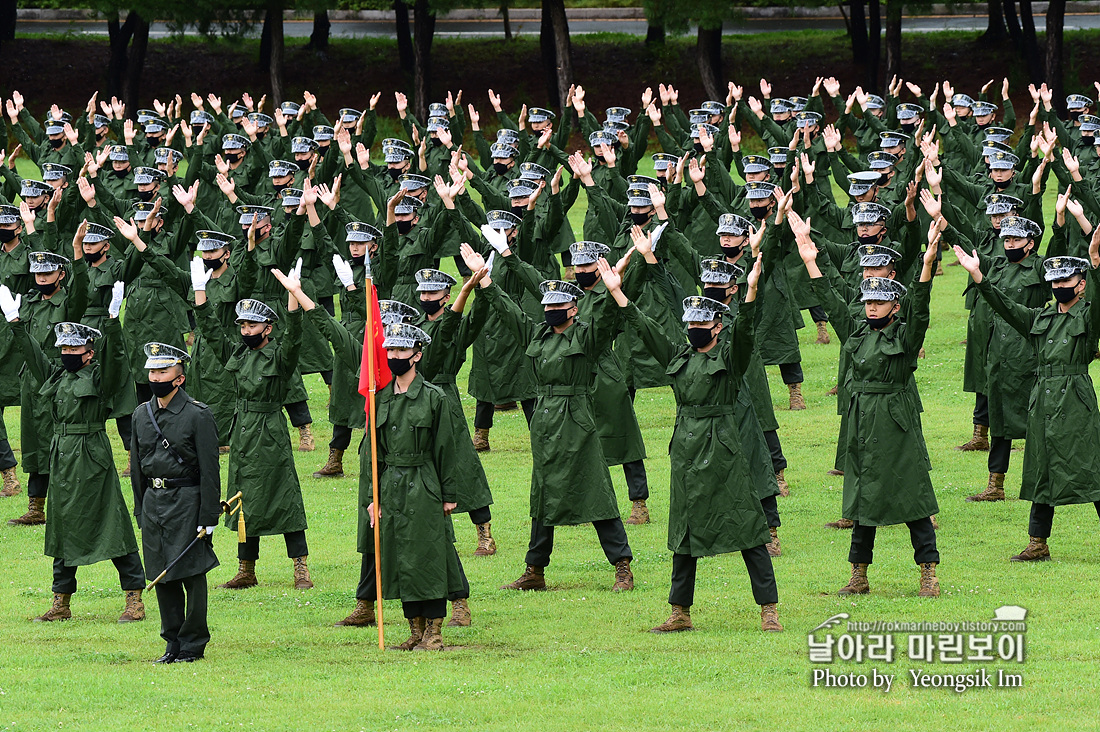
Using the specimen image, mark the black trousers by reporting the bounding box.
[238,531,308,561]
[319,295,335,317]
[330,423,354,451]
[468,505,491,525]
[402,598,446,620]
[807,305,828,323]
[155,572,210,656]
[764,429,787,473]
[115,413,132,450]
[973,392,989,427]
[761,494,781,528]
[668,545,778,607]
[622,460,649,501]
[284,400,312,429]
[0,407,14,471]
[848,518,939,565]
[453,255,472,277]
[989,436,1012,474]
[355,548,470,602]
[1028,502,1100,538]
[27,472,48,499]
[524,518,632,568]
[778,362,803,385]
[319,370,333,387]
[52,552,145,594]
[473,398,535,430]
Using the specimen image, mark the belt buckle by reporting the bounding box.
[152,478,166,489]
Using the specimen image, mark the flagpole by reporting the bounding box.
[365,271,384,650]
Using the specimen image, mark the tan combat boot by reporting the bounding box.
[8,496,45,525]
[814,321,830,345]
[392,617,425,651]
[118,590,145,623]
[612,559,634,591]
[501,565,546,591]
[292,555,314,589]
[414,618,445,651]
[826,468,844,476]
[1,467,21,497]
[767,527,782,557]
[312,448,344,478]
[494,402,517,412]
[1010,536,1051,562]
[838,563,870,595]
[760,603,783,632]
[218,446,230,455]
[823,517,854,529]
[625,499,650,525]
[788,383,806,411]
[472,428,490,453]
[298,425,316,452]
[956,424,990,451]
[334,599,376,626]
[218,560,258,589]
[775,469,789,497]
[650,604,694,633]
[474,521,497,556]
[33,593,71,622]
[121,450,131,478]
[967,472,1006,502]
[447,598,471,627]
[826,384,838,396]
[918,562,940,597]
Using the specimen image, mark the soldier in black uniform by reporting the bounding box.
[130,342,221,663]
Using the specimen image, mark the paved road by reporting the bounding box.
[15,13,1100,39]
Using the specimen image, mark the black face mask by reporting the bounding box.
[273,181,290,193]
[865,314,893,330]
[575,270,600,289]
[900,122,916,133]
[149,379,179,398]
[630,212,650,226]
[241,332,266,349]
[687,326,716,349]
[693,142,705,154]
[992,178,1012,190]
[977,120,991,130]
[1005,246,1028,263]
[226,153,244,165]
[387,167,403,181]
[138,188,156,202]
[878,173,890,186]
[84,249,106,264]
[749,206,770,221]
[110,168,129,179]
[35,280,59,296]
[1053,285,1078,304]
[387,356,414,376]
[96,131,108,141]
[60,353,86,372]
[430,137,443,147]
[350,254,365,266]
[396,220,414,235]
[703,286,729,302]
[202,256,225,270]
[544,308,571,327]
[857,233,882,247]
[511,205,527,219]
[49,138,64,149]
[493,162,510,176]
[720,244,743,260]
[420,297,445,315]
[1082,134,1095,146]
[255,131,267,141]
[0,229,16,244]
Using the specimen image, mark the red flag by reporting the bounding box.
[358,282,391,400]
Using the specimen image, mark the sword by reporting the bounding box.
[145,529,208,590]
[145,490,245,590]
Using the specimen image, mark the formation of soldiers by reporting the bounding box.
[2,73,1100,657]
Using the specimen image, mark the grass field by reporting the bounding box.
[3,155,1100,731]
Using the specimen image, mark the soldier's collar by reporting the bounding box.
[159,387,190,413]
[389,371,424,398]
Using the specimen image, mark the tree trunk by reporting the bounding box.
[884,0,902,83]
[412,0,436,120]
[867,0,881,93]
[540,3,558,107]
[106,12,136,102]
[123,13,149,117]
[259,7,271,71]
[0,0,16,48]
[501,2,512,40]
[1018,0,1044,83]
[395,0,414,73]
[981,0,1008,43]
[848,0,868,65]
[1046,0,1066,113]
[645,24,665,47]
[308,10,330,52]
[267,1,285,106]
[540,0,573,112]
[696,26,723,102]
[1004,0,1022,45]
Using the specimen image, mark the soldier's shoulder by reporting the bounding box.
[187,398,210,410]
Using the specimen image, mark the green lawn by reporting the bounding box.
[2,159,1099,731]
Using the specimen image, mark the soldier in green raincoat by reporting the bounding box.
[798,223,942,599]
[8,294,147,623]
[193,280,313,591]
[601,258,783,633]
[959,243,1100,563]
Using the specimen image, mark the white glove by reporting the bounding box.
[480,224,509,254]
[332,254,354,287]
[650,222,668,253]
[107,281,125,318]
[199,525,215,537]
[0,285,20,322]
[190,257,212,292]
[485,251,496,273]
[292,257,303,281]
